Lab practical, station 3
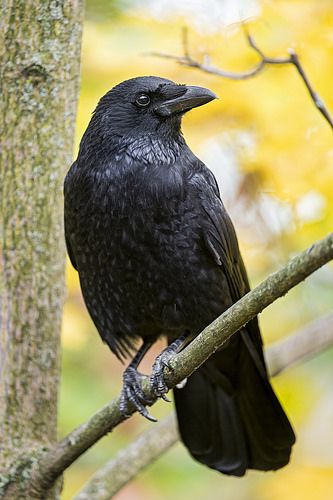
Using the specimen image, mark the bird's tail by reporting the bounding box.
[173,332,295,476]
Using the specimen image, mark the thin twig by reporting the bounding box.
[28,232,333,494]
[75,312,333,499]
[147,29,333,130]
[147,50,266,80]
[287,50,333,128]
[267,311,333,376]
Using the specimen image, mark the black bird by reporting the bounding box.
[64,76,295,476]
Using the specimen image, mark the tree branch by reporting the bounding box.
[75,413,178,500]
[30,232,333,493]
[75,312,333,499]
[148,28,333,130]
[267,311,333,376]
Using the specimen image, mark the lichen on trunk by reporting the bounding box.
[0,1,84,498]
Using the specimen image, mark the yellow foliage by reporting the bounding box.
[61,1,333,498]
[259,465,333,500]
[61,300,89,350]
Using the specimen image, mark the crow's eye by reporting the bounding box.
[135,94,150,107]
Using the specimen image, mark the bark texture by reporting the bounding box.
[0,1,84,498]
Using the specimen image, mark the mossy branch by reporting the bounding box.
[75,312,333,499]
[26,232,333,495]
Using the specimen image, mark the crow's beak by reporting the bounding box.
[155,85,217,117]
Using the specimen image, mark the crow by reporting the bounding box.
[64,76,295,476]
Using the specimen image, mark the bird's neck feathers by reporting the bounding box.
[78,121,188,168]
[119,133,187,165]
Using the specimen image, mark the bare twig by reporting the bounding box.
[287,50,333,129]
[267,312,333,376]
[75,312,333,500]
[148,28,333,130]
[28,232,333,494]
[75,413,178,500]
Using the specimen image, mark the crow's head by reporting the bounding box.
[90,76,217,139]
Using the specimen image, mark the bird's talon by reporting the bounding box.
[150,347,177,399]
[119,398,131,418]
[162,358,175,373]
[120,366,154,421]
[141,408,158,422]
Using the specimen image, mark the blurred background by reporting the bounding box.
[60,0,333,498]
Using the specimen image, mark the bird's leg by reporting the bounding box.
[119,340,156,422]
[150,333,192,398]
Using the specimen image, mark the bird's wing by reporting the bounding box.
[176,166,295,475]
[63,161,138,361]
[192,165,266,373]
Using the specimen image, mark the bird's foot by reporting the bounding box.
[119,366,156,422]
[150,345,178,401]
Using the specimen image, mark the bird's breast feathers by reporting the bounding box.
[69,155,194,221]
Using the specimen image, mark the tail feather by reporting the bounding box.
[174,334,295,476]
[175,368,248,476]
[236,342,295,470]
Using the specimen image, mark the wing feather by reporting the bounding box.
[193,166,266,374]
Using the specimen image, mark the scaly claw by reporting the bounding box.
[150,346,177,398]
[119,366,156,422]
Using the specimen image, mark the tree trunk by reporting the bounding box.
[0,1,84,498]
